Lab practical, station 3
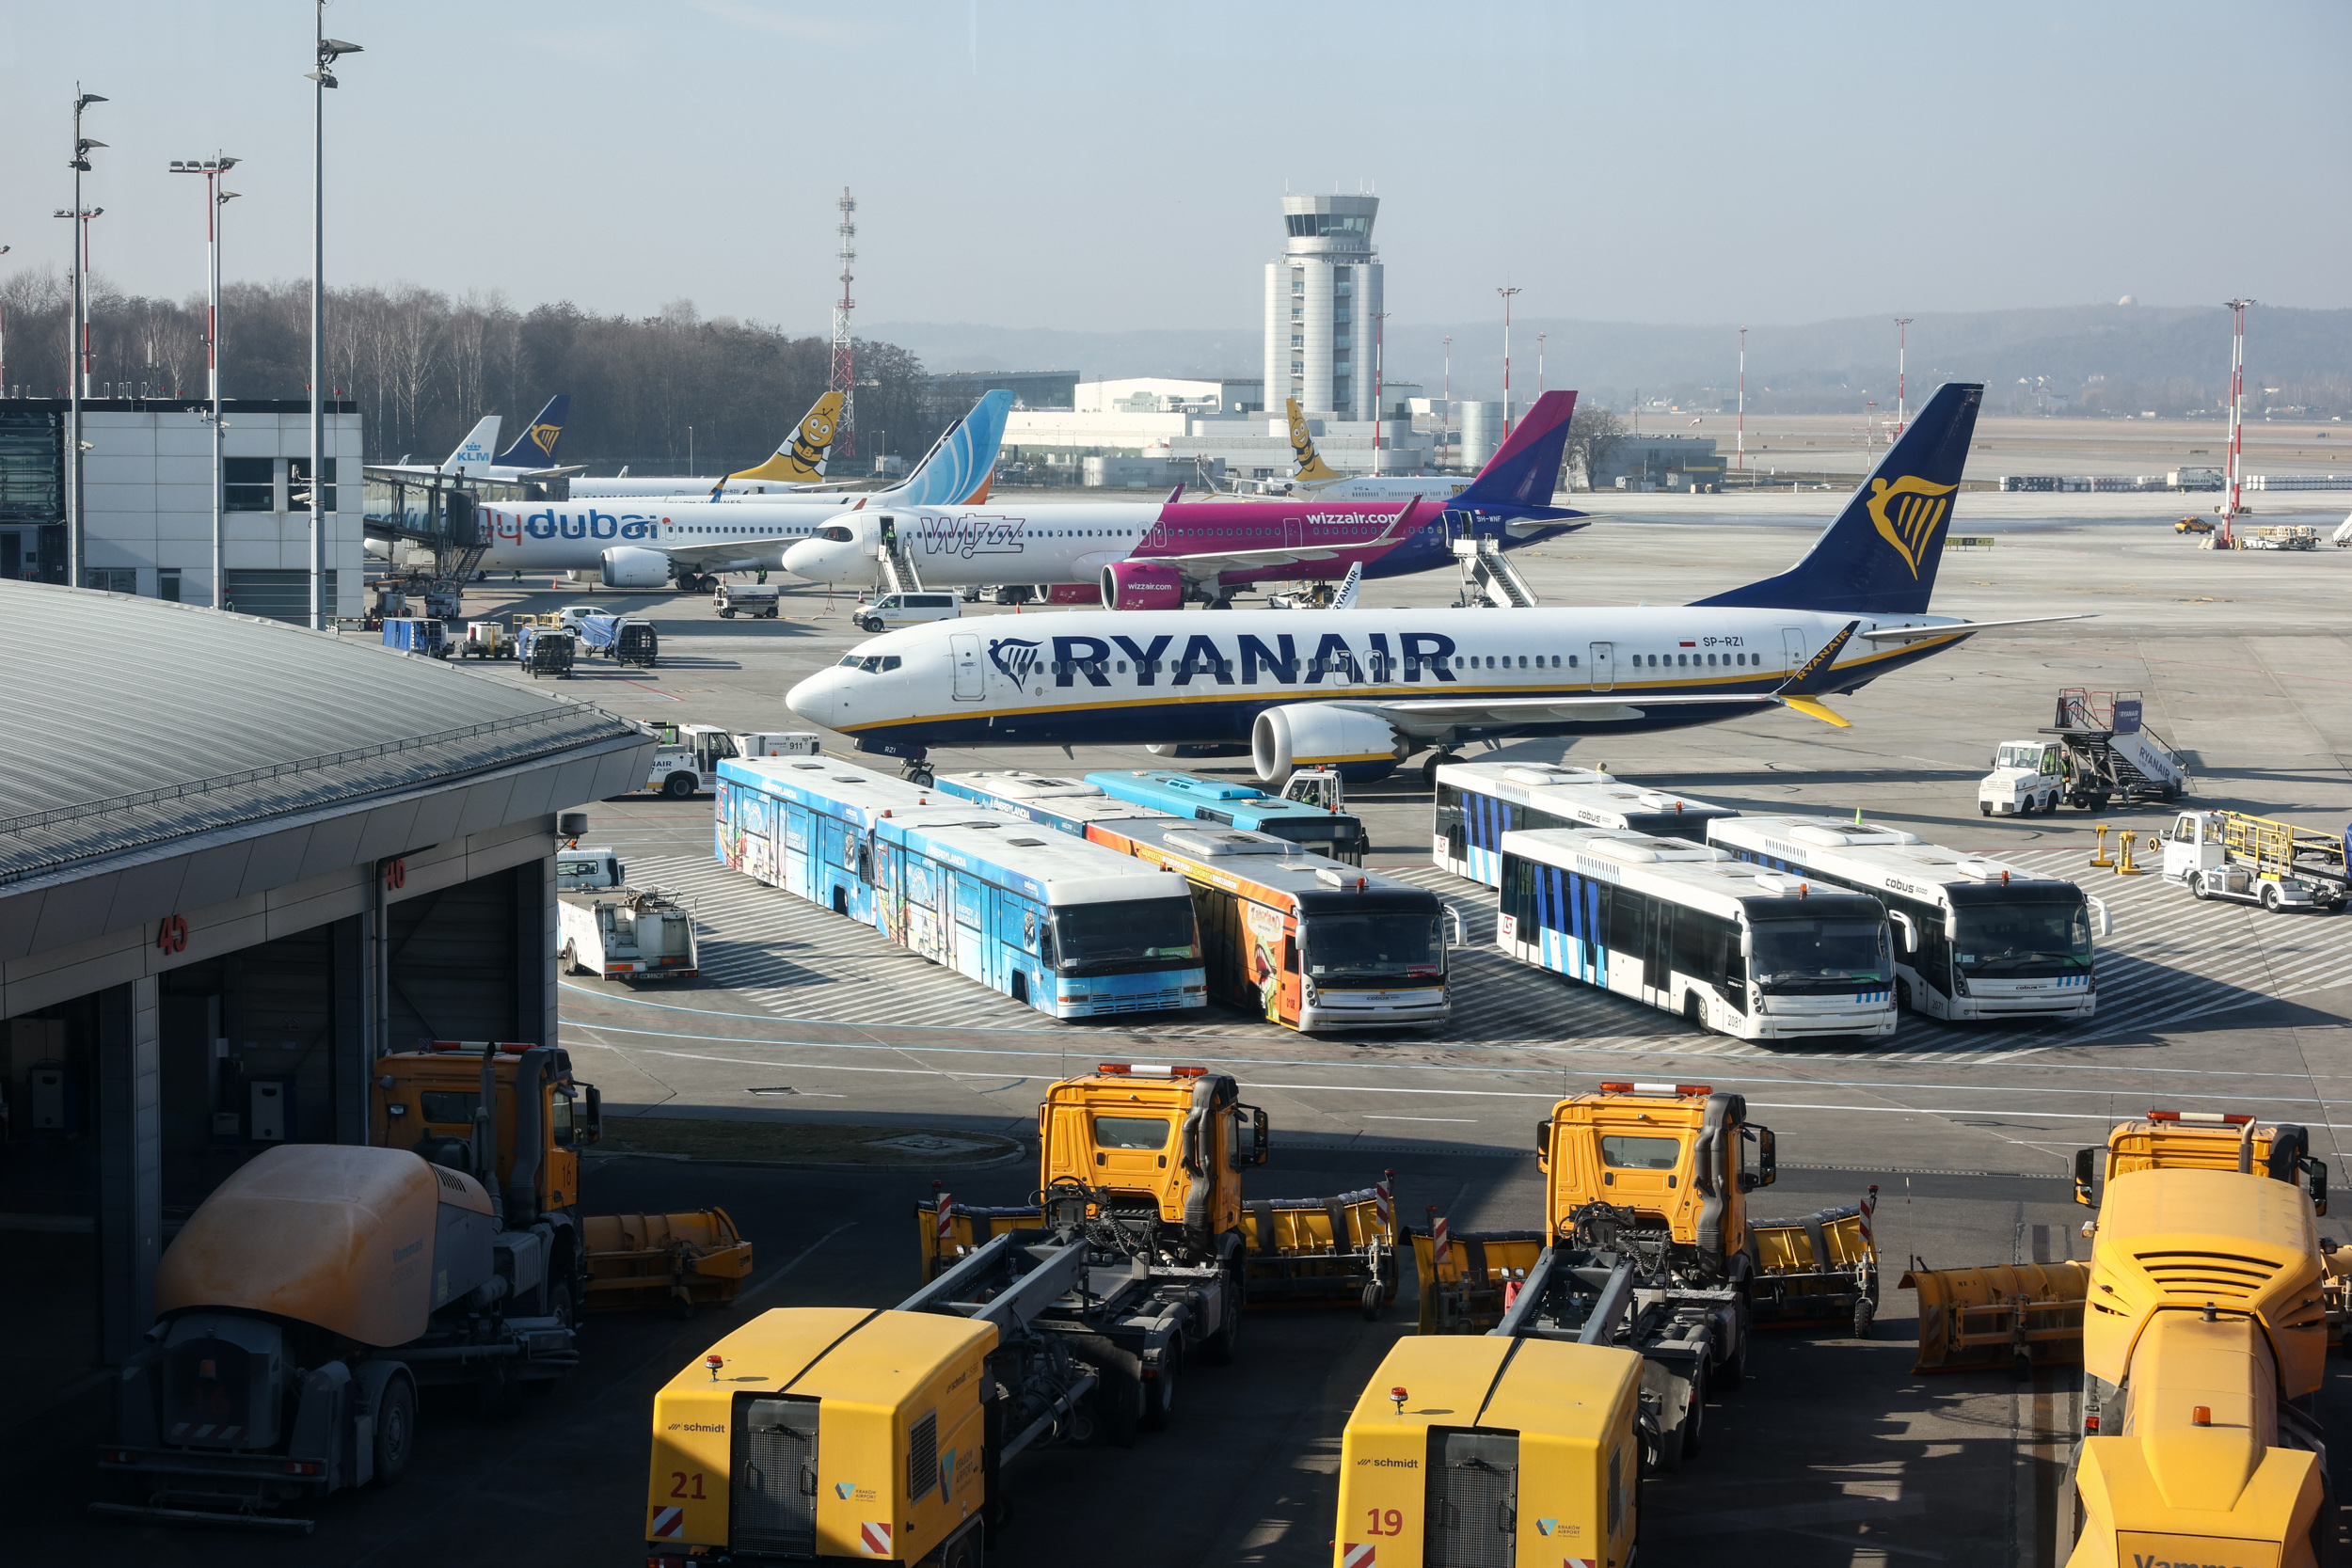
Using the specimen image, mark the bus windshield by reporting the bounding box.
[1748,913,1889,994]
[1255,816,1367,859]
[1953,898,2092,978]
[1303,911,1443,983]
[1052,897,1199,976]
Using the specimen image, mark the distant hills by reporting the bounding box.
[870,303,2352,416]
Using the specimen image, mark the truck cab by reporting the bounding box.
[371,1042,601,1247]
[1038,1064,1266,1258]
[1978,739,2069,816]
[646,723,739,799]
[557,847,624,890]
[1537,1081,1774,1280]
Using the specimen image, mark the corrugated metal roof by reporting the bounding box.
[0,580,641,885]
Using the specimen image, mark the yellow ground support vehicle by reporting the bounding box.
[2064,1118,2334,1566]
[655,1181,1224,1568]
[1412,1082,1820,1473]
[1332,1336,1643,1568]
[582,1210,754,1318]
[2160,806,2352,912]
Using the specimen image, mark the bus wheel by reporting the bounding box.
[1682,992,1709,1035]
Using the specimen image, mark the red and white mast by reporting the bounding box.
[2217,297,2253,547]
[831,187,857,462]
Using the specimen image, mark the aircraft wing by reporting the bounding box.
[1158,499,1428,584]
[1855,614,2092,643]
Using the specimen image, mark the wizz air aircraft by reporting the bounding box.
[787,383,2081,784]
[373,395,575,482]
[1269,397,1475,505]
[569,392,844,499]
[472,391,1010,591]
[777,389,1590,606]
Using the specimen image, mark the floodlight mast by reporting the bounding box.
[64,86,106,590]
[171,156,239,608]
[303,9,361,628]
[2217,298,2254,548]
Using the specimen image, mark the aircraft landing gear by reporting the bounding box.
[1421,751,1465,787]
[899,751,934,787]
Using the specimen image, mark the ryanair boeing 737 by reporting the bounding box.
[787,383,2082,784]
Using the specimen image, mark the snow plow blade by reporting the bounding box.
[1899,1259,2090,1372]
[583,1209,754,1315]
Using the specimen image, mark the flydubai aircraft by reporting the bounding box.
[777,388,1589,606]
[787,383,2081,784]
[1268,397,1475,505]
[569,392,844,499]
[373,395,575,482]
[472,390,1010,591]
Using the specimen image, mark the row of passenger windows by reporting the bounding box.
[1629,652,1756,668]
[1020,652,1772,680]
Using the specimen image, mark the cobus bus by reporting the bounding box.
[1436,761,1740,885]
[715,758,1207,1019]
[1705,816,2106,1023]
[1085,769,1368,864]
[1497,827,1897,1043]
[1086,820,1453,1033]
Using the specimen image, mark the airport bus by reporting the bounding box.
[1705,816,2106,1024]
[1082,818,1454,1034]
[1435,761,1740,885]
[1497,827,1898,1043]
[1085,769,1368,864]
[715,758,1207,1019]
[930,769,1176,840]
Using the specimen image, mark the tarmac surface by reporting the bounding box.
[18,492,2352,1566]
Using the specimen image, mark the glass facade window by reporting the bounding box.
[158,568,183,603]
[224,456,276,512]
[1285,213,1373,239]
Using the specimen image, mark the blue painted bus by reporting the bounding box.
[716,757,1208,1019]
[1085,770,1368,864]
[1435,761,1740,886]
[930,769,1175,839]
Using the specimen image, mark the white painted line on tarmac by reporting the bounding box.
[1363,1115,1482,1123]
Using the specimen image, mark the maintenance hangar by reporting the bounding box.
[0,578,652,1419]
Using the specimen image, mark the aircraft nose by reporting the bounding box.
[782,539,848,581]
[784,669,836,721]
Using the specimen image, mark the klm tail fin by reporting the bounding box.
[444,415,502,474]
[1693,382,1983,616]
[893,389,1013,506]
[1287,400,1343,483]
[1450,389,1578,516]
[492,396,568,467]
[730,391,844,485]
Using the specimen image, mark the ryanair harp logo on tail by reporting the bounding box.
[1866,475,1957,578]
[528,422,562,458]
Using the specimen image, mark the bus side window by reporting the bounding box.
[1282,935,1298,974]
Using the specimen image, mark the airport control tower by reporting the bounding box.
[1263,195,1384,422]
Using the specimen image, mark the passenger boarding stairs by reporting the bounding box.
[1452,533,1538,609]
[2043,688,2190,801]
[878,534,926,594]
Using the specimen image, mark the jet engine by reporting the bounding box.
[1101,560,1185,610]
[598,546,674,590]
[1251,703,1409,785]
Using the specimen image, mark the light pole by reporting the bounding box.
[1370,310,1390,475]
[2219,298,2254,547]
[1737,325,1746,471]
[0,245,12,396]
[171,157,239,608]
[1536,331,1545,397]
[304,15,360,628]
[1893,317,1913,436]
[1497,286,1521,436]
[62,87,105,588]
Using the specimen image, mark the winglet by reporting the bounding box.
[1168,484,1184,505]
[1288,400,1343,483]
[1328,561,1364,610]
[1375,498,1425,543]
[1771,620,1862,725]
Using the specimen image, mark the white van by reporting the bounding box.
[714,581,781,619]
[852,592,961,633]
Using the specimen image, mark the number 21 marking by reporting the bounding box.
[671,1471,707,1499]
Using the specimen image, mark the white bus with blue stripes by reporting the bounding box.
[1496,827,1898,1043]
[1704,816,2106,1024]
[1436,761,1740,885]
[715,757,1208,1019]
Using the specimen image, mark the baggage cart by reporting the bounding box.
[517,626,575,678]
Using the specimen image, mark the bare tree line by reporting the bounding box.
[0,266,943,472]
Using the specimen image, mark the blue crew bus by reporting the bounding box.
[716,757,1207,1019]
[1436,760,1740,886]
[930,769,1176,839]
[1086,769,1368,864]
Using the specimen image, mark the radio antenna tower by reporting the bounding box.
[831,186,857,461]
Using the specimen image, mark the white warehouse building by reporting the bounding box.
[1263,195,1384,423]
[0,399,363,621]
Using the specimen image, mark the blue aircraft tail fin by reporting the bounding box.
[1692,382,1982,616]
[893,389,1013,506]
[494,395,569,467]
[1449,389,1579,516]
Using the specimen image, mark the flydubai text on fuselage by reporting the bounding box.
[787,384,2080,784]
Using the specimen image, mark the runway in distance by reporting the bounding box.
[373,395,575,482]
[787,383,2084,785]
[471,391,1010,590]
[569,392,844,499]
[778,389,1590,607]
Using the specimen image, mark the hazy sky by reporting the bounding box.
[5,0,2347,334]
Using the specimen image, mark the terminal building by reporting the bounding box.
[0,400,365,620]
[0,580,649,1418]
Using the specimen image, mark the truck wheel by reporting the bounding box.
[2262,883,2283,912]
[1074,1337,1140,1449]
[1646,1410,1683,1476]
[1853,1298,1876,1339]
[1979,802,1992,816]
[1204,1273,1245,1364]
[936,1520,985,1568]
[1678,1360,1708,1460]
[1360,1279,1384,1322]
[663,773,697,800]
[560,942,579,975]
[2189,874,2209,902]
[1141,1346,1180,1431]
[373,1376,415,1486]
